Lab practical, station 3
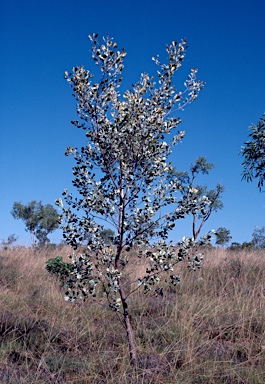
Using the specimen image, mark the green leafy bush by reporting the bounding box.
[45,256,73,283]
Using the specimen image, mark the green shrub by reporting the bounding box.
[45,256,73,283]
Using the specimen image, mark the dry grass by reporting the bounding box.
[0,245,265,383]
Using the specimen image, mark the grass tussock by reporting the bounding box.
[0,246,265,383]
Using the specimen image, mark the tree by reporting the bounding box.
[229,242,242,251]
[252,226,265,248]
[215,227,232,247]
[11,201,60,246]
[241,113,265,191]
[168,156,224,241]
[56,33,213,364]
[241,241,254,250]
[1,234,18,249]
[100,228,115,246]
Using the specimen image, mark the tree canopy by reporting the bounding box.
[252,226,265,249]
[241,113,265,191]
[168,156,224,241]
[215,227,232,247]
[11,201,60,245]
[56,33,215,364]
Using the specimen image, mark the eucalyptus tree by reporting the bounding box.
[56,34,213,364]
[241,113,265,191]
[100,228,115,246]
[168,157,224,241]
[252,226,265,249]
[11,201,60,246]
[1,234,18,249]
[215,227,232,247]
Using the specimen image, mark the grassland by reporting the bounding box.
[0,245,265,383]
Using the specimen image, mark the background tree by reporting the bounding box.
[11,201,60,246]
[1,234,18,249]
[215,227,232,247]
[229,241,242,251]
[168,156,224,241]
[100,228,115,246]
[241,113,265,191]
[241,241,255,249]
[229,241,256,251]
[252,226,265,249]
[56,33,213,364]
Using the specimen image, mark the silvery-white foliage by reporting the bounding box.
[56,34,212,310]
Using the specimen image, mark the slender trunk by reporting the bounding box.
[31,229,37,247]
[118,279,138,365]
[192,214,197,241]
[115,173,138,365]
[193,214,205,241]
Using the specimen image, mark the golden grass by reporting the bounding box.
[0,245,265,383]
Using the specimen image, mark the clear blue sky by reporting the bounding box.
[1,0,265,245]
